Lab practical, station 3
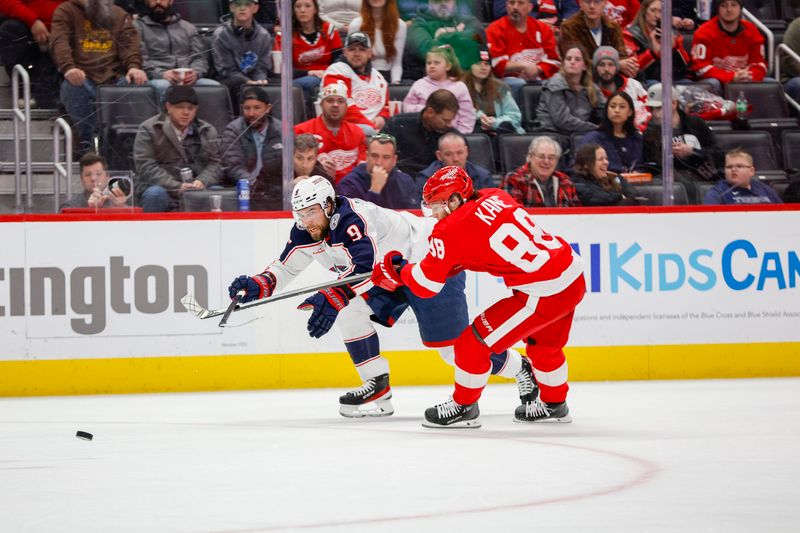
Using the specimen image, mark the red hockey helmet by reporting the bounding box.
[422,165,474,207]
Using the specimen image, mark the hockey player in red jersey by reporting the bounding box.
[690,0,766,89]
[371,166,586,428]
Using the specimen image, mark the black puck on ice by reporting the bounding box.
[75,431,93,441]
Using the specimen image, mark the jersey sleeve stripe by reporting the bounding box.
[455,365,492,389]
[533,361,569,387]
[506,252,585,297]
[410,263,444,294]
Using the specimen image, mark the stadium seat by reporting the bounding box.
[96,85,160,170]
[388,84,413,104]
[782,130,800,173]
[724,82,790,119]
[464,133,495,173]
[498,134,534,175]
[262,85,306,124]
[715,130,788,181]
[173,0,222,25]
[695,181,716,204]
[181,188,239,212]
[520,84,543,132]
[632,182,689,205]
[742,0,777,18]
[193,85,234,134]
[781,0,800,19]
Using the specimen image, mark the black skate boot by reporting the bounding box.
[422,397,481,428]
[515,357,538,405]
[514,398,572,423]
[339,373,393,418]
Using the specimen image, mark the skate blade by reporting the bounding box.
[339,400,394,418]
[513,413,573,424]
[421,417,481,429]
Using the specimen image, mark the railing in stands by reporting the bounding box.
[775,44,800,114]
[11,64,33,212]
[53,117,73,213]
[742,8,774,76]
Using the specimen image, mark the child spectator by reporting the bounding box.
[704,149,782,205]
[348,0,407,84]
[402,45,475,134]
[212,0,273,111]
[276,0,342,106]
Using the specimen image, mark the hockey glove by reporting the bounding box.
[298,285,354,338]
[371,250,407,292]
[228,272,276,303]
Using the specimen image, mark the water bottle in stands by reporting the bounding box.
[736,91,747,120]
[237,179,250,211]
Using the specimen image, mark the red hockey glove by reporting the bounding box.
[371,250,407,292]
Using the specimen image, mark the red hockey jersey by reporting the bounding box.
[401,189,584,298]
[486,16,561,80]
[691,18,766,83]
[323,63,390,125]
[604,0,640,28]
[275,22,342,73]
[294,117,366,183]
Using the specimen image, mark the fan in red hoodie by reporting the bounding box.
[691,0,766,90]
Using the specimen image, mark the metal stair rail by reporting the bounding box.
[11,64,32,211]
[742,8,774,76]
[776,44,800,114]
[53,117,73,213]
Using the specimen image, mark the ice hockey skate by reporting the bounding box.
[514,398,572,423]
[422,397,481,428]
[515,357,538,405]
[339,373,394,418]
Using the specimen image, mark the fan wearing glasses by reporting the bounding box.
[703,149,782,205]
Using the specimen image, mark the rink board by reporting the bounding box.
[1,206,799,396]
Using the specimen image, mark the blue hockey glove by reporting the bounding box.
[297,285,354,338]
[228,272,276,303]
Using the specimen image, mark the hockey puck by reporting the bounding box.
[75,431,93,441]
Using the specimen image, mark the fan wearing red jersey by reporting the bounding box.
[371,166,586,428]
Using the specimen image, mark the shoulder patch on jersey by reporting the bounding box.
[330,213,341,230]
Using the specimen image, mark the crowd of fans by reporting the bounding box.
[0,0,798,212]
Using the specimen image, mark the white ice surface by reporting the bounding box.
[1,378,799,533]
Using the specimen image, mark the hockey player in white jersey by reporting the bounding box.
[228,176,536,417]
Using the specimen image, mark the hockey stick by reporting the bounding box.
[181,272,372,322]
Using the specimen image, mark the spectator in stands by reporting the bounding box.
[592,46,649,129]
[50,0,147,154]
[464,45,525,139]
[671,0,697,30]
[402,45,475,134]
[294,81,367,183]
[624,0,690,84]
[501,135,582,207]
[603,0,639,27]
[576,91,642,173]
[136,0,219,104]
[485,0,561,99]
[60,153,129,210]
[404,0,484,80]
[134,85,221,212]
[690,0,766,94]
[416,131,496,194]
[570,142,638,205]
[704,148,782,205]
[531,0,580,24]
[560,0,639,77]
[319,0,360,30]
[212,0,272,111]
[322,31,390,136]
[781,16,800,103]
[336,132,418,207]
[348,0,406,84]
[220,85,282,188]
[0,0,64,107]
[278,0,342,107]
[536,45,600,141]
[642,83,722,202]
[293,133,335,185]
[381,88,458,175]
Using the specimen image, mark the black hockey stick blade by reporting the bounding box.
[218,292,243,328]
[180,272,372,321]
